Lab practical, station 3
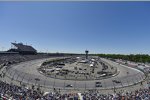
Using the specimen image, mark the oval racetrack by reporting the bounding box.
[4,57,145,91]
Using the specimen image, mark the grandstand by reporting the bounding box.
[8,42,37,54]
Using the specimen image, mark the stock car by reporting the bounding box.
[95,82,102,87]
[66,84,73,87]
[112,80,121,83]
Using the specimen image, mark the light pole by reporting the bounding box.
[112,80,116,94]
[85,75,87,90]
[74,77,77,90]
[53,75,56,89]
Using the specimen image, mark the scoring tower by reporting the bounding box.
[85,50,89,59]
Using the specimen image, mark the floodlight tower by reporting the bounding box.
[85,50,89,59]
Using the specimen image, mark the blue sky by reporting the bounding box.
[0,2,150,54]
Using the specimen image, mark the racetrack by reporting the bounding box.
[3,57,145,91]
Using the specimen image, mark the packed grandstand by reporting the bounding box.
[0,43,150,100]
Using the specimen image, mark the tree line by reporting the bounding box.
[96,54,150,63]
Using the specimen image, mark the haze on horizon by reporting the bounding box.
[0,2,150,54]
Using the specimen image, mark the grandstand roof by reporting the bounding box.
[12,43,37,52]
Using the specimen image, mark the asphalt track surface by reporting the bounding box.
[3,57,145,91]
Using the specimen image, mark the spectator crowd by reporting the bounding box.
[0,80,150,100]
